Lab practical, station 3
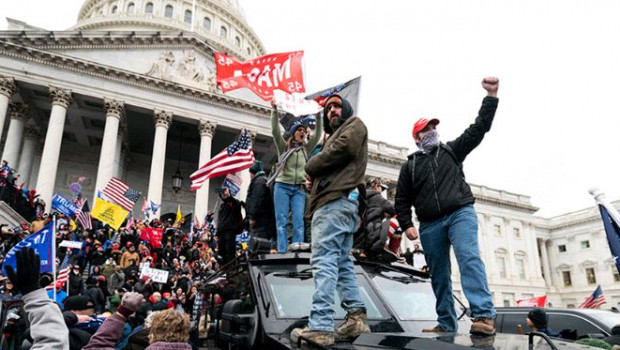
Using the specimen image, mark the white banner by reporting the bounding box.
[59,240,84,249]
[273,89,321,117]
[140,266,169,284]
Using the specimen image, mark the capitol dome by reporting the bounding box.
[71,0,265,60]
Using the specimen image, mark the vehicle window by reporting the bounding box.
[371,271,463,321]
[265,273,387,320]
[582,310,620,331]
[549,313,605,338]
[498,313,527,333]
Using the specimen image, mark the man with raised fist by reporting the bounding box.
[395,77,500,336]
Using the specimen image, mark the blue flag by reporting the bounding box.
[2,221,55,275]
[52,193,79,216]
[600,204,620,274]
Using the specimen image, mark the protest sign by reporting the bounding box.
[273,89,321,117]
[140,266,169,284]
[91,198,129,230]
[59,240,84,249]
[306,76,361,113]
[52,193,79,216]
[216,51,305,100]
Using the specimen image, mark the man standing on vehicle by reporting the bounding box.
[395,77,499,336]
[291,94,370,346]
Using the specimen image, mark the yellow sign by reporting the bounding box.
[91,198,129,230]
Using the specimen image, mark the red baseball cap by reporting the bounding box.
[412,118,440,139]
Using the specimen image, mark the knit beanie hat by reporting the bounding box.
[528,307,547,328]
[249,160,263,174]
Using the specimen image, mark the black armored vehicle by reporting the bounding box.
[199,251,602,350]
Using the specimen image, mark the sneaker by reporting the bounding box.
[470,318,496,336]
[422,325,446,333]
[290,326,334,347]
[335,309,370,341]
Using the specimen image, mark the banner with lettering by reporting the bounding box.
[2,221,54,275]
[52,193,79,216]
[91,198,129,230]
[273,89,321,117]
[215,51,305,100]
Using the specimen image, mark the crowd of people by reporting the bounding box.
[0,77,524,349]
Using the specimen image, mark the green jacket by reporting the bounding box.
[305,116,368,219]
[271,110,322,185]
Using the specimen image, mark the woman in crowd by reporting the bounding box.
[269,101,322,253]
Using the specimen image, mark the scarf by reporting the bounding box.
[418,130,440,154]
[266,142,305,185]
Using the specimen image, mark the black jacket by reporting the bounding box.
[245,172,274,221]
[365,189,395,223]
[395,97,498,226]
[217,196,244,234]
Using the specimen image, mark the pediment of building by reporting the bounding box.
[0,31,222,93]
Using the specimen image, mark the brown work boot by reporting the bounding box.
[470,318,496,336]
[335,309,371,341]
[422,325,446,333]
[290,326,334,347]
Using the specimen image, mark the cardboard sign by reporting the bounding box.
[140,266,169,284]
[273,90,321,117]
[59,240,84,249]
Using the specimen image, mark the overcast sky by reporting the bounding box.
[2,0,620,217]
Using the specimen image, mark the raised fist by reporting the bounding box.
[121,292,144,312]
[481,77,499,97]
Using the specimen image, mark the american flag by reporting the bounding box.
[222,172,242,197]
[45,253,70,290]
[190,130,254,190]
[102,177,140,211]
[74,194,93,230]
[579,285,606,309]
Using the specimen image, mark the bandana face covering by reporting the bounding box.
[418,129,440,153]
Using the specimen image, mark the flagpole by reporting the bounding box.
[52,216,57,301]
[589,188,620,225]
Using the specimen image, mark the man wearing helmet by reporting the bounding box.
[395,77,499,336]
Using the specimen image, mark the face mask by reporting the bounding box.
[418,130,440,153]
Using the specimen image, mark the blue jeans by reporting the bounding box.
[273,182,306,253]
[309,197,365,331]
[418,204,495,332]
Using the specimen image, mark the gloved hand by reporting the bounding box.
[116,292,144,318]
[5,247,41,296]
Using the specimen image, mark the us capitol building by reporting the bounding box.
[0,0,618,309]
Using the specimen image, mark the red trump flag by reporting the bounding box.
[215,51,305,100]
[516,295,546,308]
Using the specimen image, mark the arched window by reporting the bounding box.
[203,17,211,30]
[235,36,241,47]
[220,26,227,38]
[184,10,192,23]
[111,5,118,14]
[127,2,135,14]
[165,4,173,18]
[145,2,153,14]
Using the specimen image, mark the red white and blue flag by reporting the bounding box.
[579,285,606,309]
[46,253,71,290]
[190,130,254,190]
[102,177,140,211]
[223,172,242,197]
[74,194,92,230]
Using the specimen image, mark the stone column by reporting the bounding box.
[147,109,172,218]
[194,119,216,224]
[539,239,553,287]
[94,99,124,203]
[113,122,126,178]
[237,129,257,202]
[17,125,40,187]
[0,76,17,142]
[36,86,72,212]
[2,103,30,168]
